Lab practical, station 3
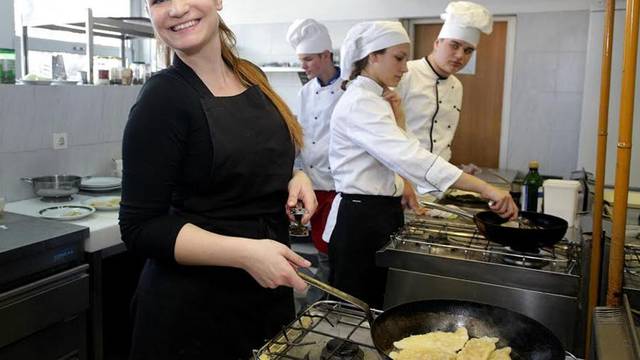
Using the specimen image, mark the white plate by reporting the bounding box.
[81,186,121,192]
[82,196,120,210]
[81,176,122,188]
[39,205,96,220]
[52,80,78,85]
[20,79,52,85]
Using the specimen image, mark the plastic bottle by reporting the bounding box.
[521,161,543,212]
[0,48,16,84]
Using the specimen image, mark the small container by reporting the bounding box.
[543,180,581,227]
[96,69,109,85]
[109,67,122,85]
[0,48,16,84]
[121,68,133,85]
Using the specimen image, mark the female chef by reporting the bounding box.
[324,21,517,308]
[119,0,316,358]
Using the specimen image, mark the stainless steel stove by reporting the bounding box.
[253,301,382,360]
[376,211,588,356]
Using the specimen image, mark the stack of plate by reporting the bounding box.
[80,176,121,192]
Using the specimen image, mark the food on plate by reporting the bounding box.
[455,336,498,360]
[89,197,120,208]
[64,209,83,217]
[390,327,511,360]
[489,346,512,360]
[23,73,51,81]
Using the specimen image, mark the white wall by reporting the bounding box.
[578,8,640,188]
[0,0,15,49]
[0,84,140,202]
[221,0,593,25]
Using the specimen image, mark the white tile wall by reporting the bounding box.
[0,84,140,201]
[506,10,589,177]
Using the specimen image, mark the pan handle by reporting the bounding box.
[296,271,373,321]
[20,177,33,183]
[565,351,578,359]
[418,200,475,220]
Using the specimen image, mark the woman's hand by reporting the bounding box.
[401,178,426,215]
[241,239,310,292]
[482,186,518,220]
[286,170,318,224]
[382,88,406,129]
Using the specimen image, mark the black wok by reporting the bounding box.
[297,272,568,360]
[372,300,565,360]
[420,201,568,252]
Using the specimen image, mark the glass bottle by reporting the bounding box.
[521,160,543,212]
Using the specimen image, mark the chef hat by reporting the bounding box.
[340,21,410,81]
[438,1,493,47]
[286,19,333,55]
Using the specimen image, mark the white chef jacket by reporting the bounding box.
[294,72,344,191]
[395,57,463,161]
[322,75,463,241]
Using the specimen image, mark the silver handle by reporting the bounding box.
[564,351,578,359]
[418,200,475,220]
[296,271,373,322]
[20,177,33,183]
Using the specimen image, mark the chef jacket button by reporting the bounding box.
[312,141,316,144]
[438,100,442,104]
[434,120,438,123]
[448,125,451,129]
[314,117,318,120]
[433,140,437,143]
[316,91,319,95]
[331,91,334,94]
[448,144,451,148]
[310,165,314,168]
[451,86,454,89]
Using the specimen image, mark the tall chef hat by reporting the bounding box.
[340,21,410,81]
[286,19,333,55]
[438,1,493,48]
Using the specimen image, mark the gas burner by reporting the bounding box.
[320,339,364,360]
[501,247,549,269]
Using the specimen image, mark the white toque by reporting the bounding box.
[339,21,410,81]
[438,1,493,47]
[286,19,333,55]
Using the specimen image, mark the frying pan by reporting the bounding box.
[420,201,568,252]
[297,272,569,360]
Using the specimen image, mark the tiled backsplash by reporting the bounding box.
[0,84,140,202]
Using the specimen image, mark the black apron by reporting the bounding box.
[129,59,295,360]
[328,193,403,309]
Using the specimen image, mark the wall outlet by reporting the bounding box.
[52,133,68,150]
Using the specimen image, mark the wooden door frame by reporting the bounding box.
[405,16,516,169]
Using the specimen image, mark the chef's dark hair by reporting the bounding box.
[341,49,386,91]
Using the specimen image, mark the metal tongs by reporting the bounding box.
[419,200,539,229]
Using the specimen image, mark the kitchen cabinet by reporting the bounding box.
[5,194,142,360]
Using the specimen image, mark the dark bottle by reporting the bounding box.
[521,161,543,212]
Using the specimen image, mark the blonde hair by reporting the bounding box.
[218,18,303,149]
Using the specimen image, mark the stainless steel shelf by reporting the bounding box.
[21,9,155,83]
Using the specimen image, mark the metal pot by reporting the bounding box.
[297,272,570,360]
[21,175,81,199]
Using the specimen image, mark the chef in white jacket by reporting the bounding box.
[286,19,342,304]
[396,1,493,173]
[324,20,516,307]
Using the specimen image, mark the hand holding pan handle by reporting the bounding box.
[296,271,374,323]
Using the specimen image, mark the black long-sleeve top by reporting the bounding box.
[119,65,212,263]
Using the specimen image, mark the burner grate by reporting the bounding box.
[253,301,382,360]
[392,217,579,273]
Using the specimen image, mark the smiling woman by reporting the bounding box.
[120,0,317,359]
